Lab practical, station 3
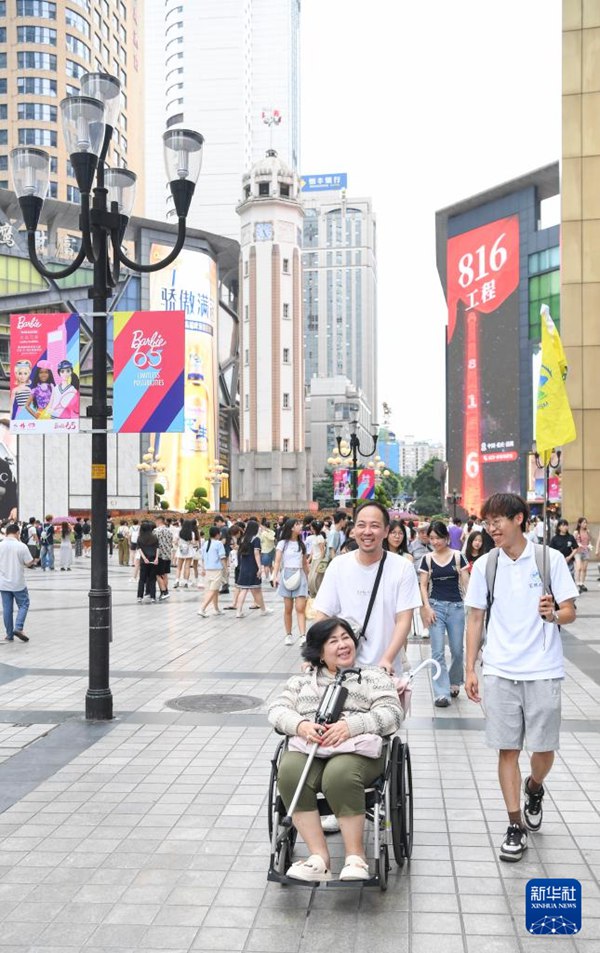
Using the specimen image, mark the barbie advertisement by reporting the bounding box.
[9,313,80,434]
[113,310,185,433]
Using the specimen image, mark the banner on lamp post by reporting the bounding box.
[357,468,375,500]
[113,310,185,433]
[9,312,80,434]
[333,468,352,503]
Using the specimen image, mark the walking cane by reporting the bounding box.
[281,666,361,827]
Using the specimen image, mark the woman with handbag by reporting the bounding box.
[273,518,310,646]
[268,617,402,882]
[419,520,470,707]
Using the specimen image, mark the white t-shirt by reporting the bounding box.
[314,550,422,668]
[0,537,32,590]
[276,539,304,569]
[465,540,579,680]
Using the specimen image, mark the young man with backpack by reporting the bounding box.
[39,515,55,571]
[464,493,578,863]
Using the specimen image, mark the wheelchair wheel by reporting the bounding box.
[377,844,389,891]
[267,739,285,839]
[400,742,413,859]
[275,830,295,877]
[389,737,413,865]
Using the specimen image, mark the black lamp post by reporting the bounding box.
[447,488,462,520]
[336,419,379,519]
[10,73,204,721]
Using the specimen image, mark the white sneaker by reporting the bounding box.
[299,635,306,645]
[284,634,293,646]
[261,607,274,615]
[197,609,208,617]
[321,814,340,833]
[173,580,179,589]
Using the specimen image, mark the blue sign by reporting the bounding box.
[526,879,581,935]
[301,173,347,192]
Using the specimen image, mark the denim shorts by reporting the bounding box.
[482,675,561,752]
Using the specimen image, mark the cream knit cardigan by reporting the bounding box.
[268,666,403,739]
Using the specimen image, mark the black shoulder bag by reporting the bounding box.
[359,551,387,642]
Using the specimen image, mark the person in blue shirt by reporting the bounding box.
[197,526,227,617]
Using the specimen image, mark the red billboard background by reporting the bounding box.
[446,216,521,515]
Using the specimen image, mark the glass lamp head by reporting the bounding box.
[10,147,49,200]
[60,96,105,156]
[80,72,121,129]
[105,168,137,217]
[10,147,50,231]
[163,128,204,183]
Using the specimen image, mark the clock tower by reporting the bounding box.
[232,150,312,509]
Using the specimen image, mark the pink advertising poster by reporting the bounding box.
[9,313,80,435]
[112,310,185,433]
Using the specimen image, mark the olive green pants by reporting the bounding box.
[277,750,386,817]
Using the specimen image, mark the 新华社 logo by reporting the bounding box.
[526,879,581,935]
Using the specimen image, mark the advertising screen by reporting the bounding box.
[148,247,218,512]
[446,216,521,515]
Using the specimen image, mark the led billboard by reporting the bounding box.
[446,216,521,515]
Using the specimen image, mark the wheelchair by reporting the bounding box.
[267,733,413,891]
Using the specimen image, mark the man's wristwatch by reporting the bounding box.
[544,609,559,624]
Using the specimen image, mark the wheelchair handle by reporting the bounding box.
[408,658,441,682]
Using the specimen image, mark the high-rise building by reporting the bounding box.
[398,437,445,479]
[0,0,145,212]
[233,149,311,508]
[144,0,300,238]
[302,188,378,435]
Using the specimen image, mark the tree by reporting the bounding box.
[184,486,210,513]
[381,470,400,504]
[413,458,445,517]
[154,482,165,508]
[374,482,391,508]
[313,468,335,509]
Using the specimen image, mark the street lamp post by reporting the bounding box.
[335,419,379,519]
[447,488,462,520]
[207,460,229,513]
[10,73,204,720]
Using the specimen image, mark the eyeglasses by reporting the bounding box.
[482,518,509,531]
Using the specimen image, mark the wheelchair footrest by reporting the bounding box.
[267,868,381,889]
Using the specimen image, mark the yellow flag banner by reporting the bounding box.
[535,304,576,465]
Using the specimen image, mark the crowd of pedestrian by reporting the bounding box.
[0,497,591,869]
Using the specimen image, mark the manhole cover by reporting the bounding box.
[165,693,263,713]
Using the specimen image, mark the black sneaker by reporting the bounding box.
[499,824,528,862]
[523,777,544,832]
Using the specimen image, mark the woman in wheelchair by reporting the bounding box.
[268,617,403,882]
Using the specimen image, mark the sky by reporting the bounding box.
[300,0,562,444]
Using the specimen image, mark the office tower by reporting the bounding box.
[144,0,300,238]
[302,187,378,472]
[233,149,311,508]
[0,0,144,211]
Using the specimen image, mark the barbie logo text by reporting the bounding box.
[16,315,42,329]
[130,329,164,370]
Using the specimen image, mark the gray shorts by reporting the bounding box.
[482,675,562,752]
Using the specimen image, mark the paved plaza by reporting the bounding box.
[0,556,598,952]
